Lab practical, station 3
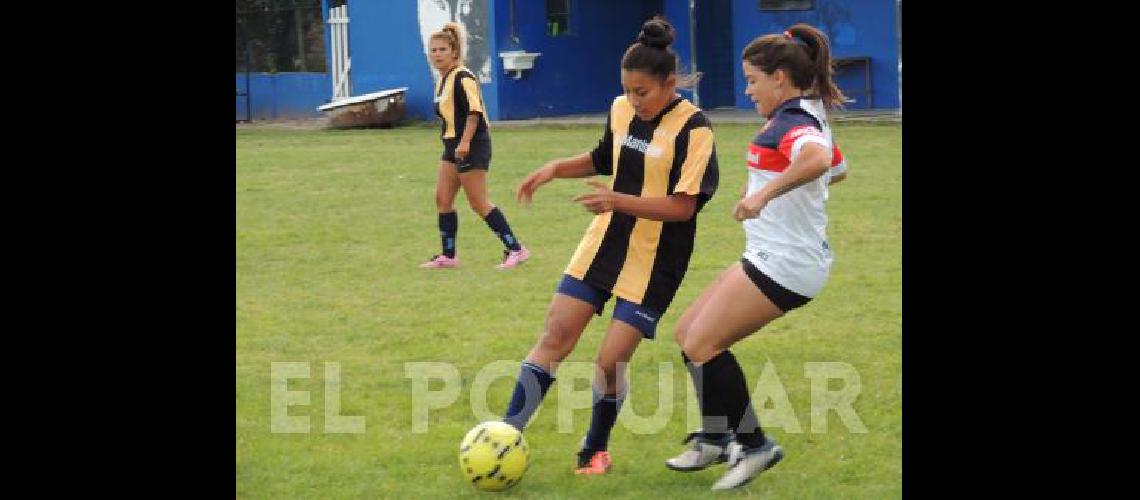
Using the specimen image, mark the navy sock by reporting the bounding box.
[483,207,521,251]
[703,350,765,449]
[583,390,625,451]
[438,211,457,258]
[503,361,555,430]
[683,351,730,441]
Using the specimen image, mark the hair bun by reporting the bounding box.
[637,18,674,49]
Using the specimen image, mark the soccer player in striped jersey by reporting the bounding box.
[666,23,850,490]
[421,23,529,270]
[500,17,719,475]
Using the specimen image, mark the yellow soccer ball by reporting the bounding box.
[458,421,530,491]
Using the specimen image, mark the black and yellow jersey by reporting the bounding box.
[565,96,719,313]
[433,65,489,140]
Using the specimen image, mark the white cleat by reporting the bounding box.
[710,439,784,490]
[665,431,731,472]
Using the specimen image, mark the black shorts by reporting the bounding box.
[441,137,491,173]
[740,258,812,313]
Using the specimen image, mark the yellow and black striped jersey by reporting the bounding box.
[433,65,489,140]
[565,96,719,312]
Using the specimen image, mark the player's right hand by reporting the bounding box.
[517,163,556,206]
[732,194,766,221]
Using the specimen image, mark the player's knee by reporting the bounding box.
[435,194,453,212]
[681,337,717,365]
[538,316,576,358]
[673,323,688,347]
[467,198,492,217]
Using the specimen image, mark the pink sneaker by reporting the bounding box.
[497,246,530,270]
[575,450,612,475]
[420,254,460,269]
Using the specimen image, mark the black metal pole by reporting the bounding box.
[245,41,253,122]
[689,0,699,107]
[509,0,518,44]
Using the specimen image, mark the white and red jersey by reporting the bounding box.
[742,97,845,298]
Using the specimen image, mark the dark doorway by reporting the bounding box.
[694,0,735,109]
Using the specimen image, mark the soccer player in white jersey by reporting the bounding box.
[664,23,850,490]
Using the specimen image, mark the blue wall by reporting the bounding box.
[235,73,330,120]
[342,1,444,121]
[259,0,900,122]
[692,0,737,109]
[492,0,653,120]
[729,0,900,110]
[487,0,898,118]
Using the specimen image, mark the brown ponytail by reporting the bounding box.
[742,23,848,109]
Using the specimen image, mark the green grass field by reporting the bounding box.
[236,121,901,498]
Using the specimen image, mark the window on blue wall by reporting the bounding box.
[547,0,571,36]
[759,0,813,11]
[236,0,326,73]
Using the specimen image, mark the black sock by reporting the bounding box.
[583,389,625,451]
[482,206,521,251]
[702,350,766,449]
[438,211,457,258]
[683,351,729,442]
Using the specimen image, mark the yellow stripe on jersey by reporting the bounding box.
[435,68,458,138]
[675,126,714,195]
[566,212,614,282]
[565,97,635,281]
[611,101,699,303]
[460,76,484,115]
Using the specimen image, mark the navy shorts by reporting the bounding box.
[556,274,663,339]
[441,137,491,173]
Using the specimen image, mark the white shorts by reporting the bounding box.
[741,248,830,298]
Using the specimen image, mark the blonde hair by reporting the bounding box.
[430,22,465,65]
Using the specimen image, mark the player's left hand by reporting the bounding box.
[573,180,618,215]
[455,140,470,160]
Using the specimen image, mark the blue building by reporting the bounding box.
[237,0,900,121]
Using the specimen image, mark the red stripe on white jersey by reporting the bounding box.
[746,142,790,173]
[777,125,826,159]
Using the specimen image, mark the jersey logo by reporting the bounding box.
[786,125,825,141]
[746,143,761,168]
[746,142,789,172]
[633,310,658,323]
[618,134,663,158]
